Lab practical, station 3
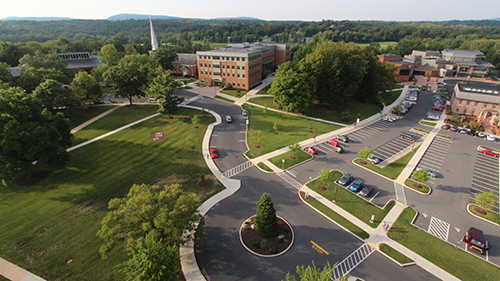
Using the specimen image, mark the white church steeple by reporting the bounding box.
[150,17,159,51]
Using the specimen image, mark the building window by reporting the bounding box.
[232,73,235,77]
[457,106,460,111]
[242,74,245,78]
[238,83,240,86]
[232,82,235,86]
[231,57,235,61]
[238,74,240,78]
[237,66,240,69]
[201,79,204,83]
[204,64,207,67]
[200,71,203,74]
[231,65,235,69]
[199,63,202,67]
[243,83,245,87]
[242,66,245,70]
[464,108,468,113]
[242,58,245,61]
[467,101,470,105]
[472,109,476,115]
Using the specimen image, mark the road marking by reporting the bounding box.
[238,140,246,142]
[310,241,329,255]
[428,216,450,241]
[422,213,428,218]
[332,243,375,280]
[394,182,407,205]
[285,170,297,178]
[212,135,218,137]
[369,191,379,202]
[455,227,460,232]
[222,161,254,178]
[277,172,303,189]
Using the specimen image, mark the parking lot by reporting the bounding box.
[345,120,393,142]
[370,131,424,162]
[470,149,500,212]
[413,136,453,185]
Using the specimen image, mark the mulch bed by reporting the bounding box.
[474,207,487,215]
[319,186,327,191]
[412,183,423,189]
[194,126,199,129]
[189,146,196,150]
[151,131,166,142]
[197,180,209,189]
[290,156,297,160]
[14,169,52,186]
[255,145,261,149]
[274,132,279,134]
[240,216,293,256]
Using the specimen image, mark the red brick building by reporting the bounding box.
[196,43,290,90]
[171,53,197,77]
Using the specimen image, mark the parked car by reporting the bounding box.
[416,166,437,178]
[335,146,344,153]
[432,105,445,111]
[402,101,413,109]
[437,82,446,88]
[210,148,218,159]
[92,99,105,104]
[434,99,446,106]
[337,174,354,186]
[477,131,487,138]
[406,96,418,102]
[486,134,497,141]
[304,147,317,155]
[242,110,248,116]
[147,98,159,103]
[427,113,440,120]
[359,185,376,197]
[441,124,450,130]
[328,139,339,146]
[225,115,232,123]
[459,128,470,135]
[481,149,499,157]
[336,135,349,143]
[383,114,395,122]
[450,126,459,132]
[367,155,381,164]
[463,227,491,254]
[470,129,477,136]
[349,179,364,192]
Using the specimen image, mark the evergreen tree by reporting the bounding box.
[255,193,279,237]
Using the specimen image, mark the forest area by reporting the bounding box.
[1,18,500,71]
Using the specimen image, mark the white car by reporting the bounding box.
[427,114,439,120]
[486,134,496,141]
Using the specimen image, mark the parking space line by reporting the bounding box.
[418,161,441,170]
[369,191,379,202]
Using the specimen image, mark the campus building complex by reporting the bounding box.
[196,42,291,90]
[379,49,494,81]
[451,82,500,126]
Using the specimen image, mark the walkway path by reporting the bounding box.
[0,259,45,281]
[70,105,124,134]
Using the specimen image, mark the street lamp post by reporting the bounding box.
[282,159,285,170]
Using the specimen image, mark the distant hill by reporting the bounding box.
[212,17,261,20]
[1,16,74,21]
[492,17,500,21]
[107,14,185,21]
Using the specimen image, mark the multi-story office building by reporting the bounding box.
[196,42,290,90]
[451,83,500,123]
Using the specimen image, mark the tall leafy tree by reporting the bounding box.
[255,193,279,237]
[355,54,397,103]
[475,191,496,212]
[285,261,346,281]
[33,79,77,110]
[98,44,123,66]
[269,62,313,112]
[149,70,183,117]
[71,71,101,105]
[103,54,156,105]
[119,232,180,281]
[0,62,14,86]
[154,46,178,71]
[0,87,71,181]
[97,183,202,257]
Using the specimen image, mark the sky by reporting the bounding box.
[1,0,499,21]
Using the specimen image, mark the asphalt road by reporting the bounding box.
[181,90,442,281]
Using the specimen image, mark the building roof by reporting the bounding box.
[58,52,102,69]
[175,53,197,65]
[443,49,484,56]
[455,83,500,104]
[414,63,438,70]
[9,66,21,78]
[197,42,282,56]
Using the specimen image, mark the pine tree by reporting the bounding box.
[255,193,279,237]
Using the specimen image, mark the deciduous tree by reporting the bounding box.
[269,62,313,112]
[358,147,371,160]
[154,46,178,71]
[475,191,496,212]
[33,79,76,110]
[413,169,430,183]
[71,71,101,105]
[98,44,123,66]
[149,70,183,117]
[285,261,346,281]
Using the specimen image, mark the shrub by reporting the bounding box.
[250,238,259,247]
[260,239,271,250]
[269,246,278,254]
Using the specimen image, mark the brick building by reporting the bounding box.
[196,42,291,90]
[451,83,500,124]
[171,53,197,77]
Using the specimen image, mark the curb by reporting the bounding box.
[351,158,395,182]
[377,244,417,268]
[403,180,432,196]
[238,215,295,258]
[466,203,500,227]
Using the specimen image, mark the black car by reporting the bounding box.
[441,124,450,130]
[337,174,354,186]
[336,135,349,143]
[470,129,477,136]
[359,185,376,197]
[450,126,459,132]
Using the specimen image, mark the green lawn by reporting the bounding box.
[248,96,277,108]
[0,107,219,281]
[60,106,117,129]
[357,41,398,49]
[306,198,369,239]
[353,146,420,180]
[257,85,271,95]
[220,89,248,98]
[405,179,430,194]
[413,128,430,134]
[389,208,500,281]
[381,90,403,105]
[243,104,342,158]
[420,121,437,127]
[307,171,395,227]
[468,204,500,225]
[269,150,312,170]
[214,96,235,103]
[257,162,273,172]
[71,105,159,145]
[379,243,414,265]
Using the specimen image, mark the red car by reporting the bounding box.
[304,147,317,155]
[210,148,218,158]
[481,149,499,157]
[432,105,445,111]
[328,139,339,146]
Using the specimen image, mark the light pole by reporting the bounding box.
[282,159,285,170]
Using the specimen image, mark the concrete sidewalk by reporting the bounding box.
[0,258,45,281]
[70,105,124,134]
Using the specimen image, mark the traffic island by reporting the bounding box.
[239,215,294,257]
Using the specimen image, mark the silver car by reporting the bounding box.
[225,115,232,123]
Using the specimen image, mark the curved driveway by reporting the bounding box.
[179,89,440,281]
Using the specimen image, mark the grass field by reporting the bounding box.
[243,104,342,158]
[307,171,395,227]
[381,90,403,105]
[257,85,271,95]
[389,208,500,281]
[71,105,159,145]
[220,89,248,98]
[60,106,117,129]
[356,41,398,49]
[0,107,219,281]
[269,150,312,170]
[468,204,500,225]
[379,243,414,265]
[405,179,430,194]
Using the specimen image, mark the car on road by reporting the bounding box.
[450,126,459,132]
[416,166,437,178]
[486,134,496,142]
[304,147,317,155]
[463,227,491,254]
[336,135,349,143]
[337,174,354,186]
[225,115,232,123]
[210,148,218,159]
[359,185,376,197]
[367,155,381,164]
[480,149,499,157]
[328,139,339,146]
[441,124,450,130]
[242,110,248,116]
[349,179,364,192]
